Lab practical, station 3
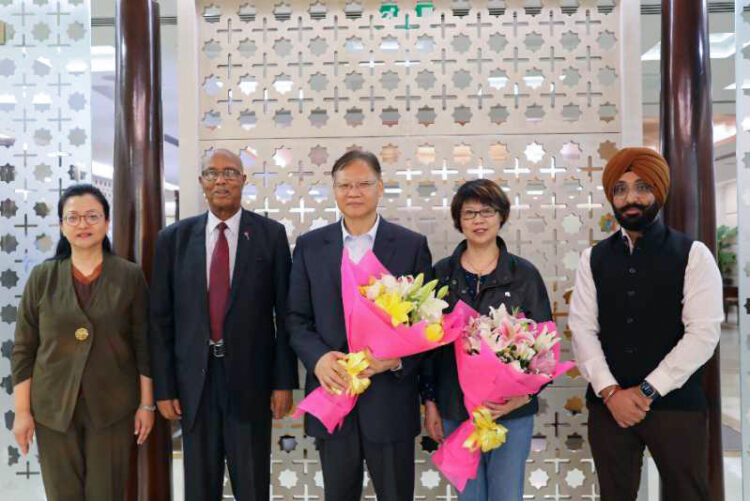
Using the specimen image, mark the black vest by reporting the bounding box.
[586,222,706,410]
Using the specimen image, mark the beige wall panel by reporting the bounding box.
[198,0,621,497]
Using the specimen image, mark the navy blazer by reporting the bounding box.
[149,209,298,431]
[287,218,432,443]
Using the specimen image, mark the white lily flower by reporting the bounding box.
[533,326,560,352]
[514,342,537,362]
[417,296,448,323]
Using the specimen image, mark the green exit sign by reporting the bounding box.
[379,2,434,21]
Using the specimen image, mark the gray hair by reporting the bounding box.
[201,148,243,171]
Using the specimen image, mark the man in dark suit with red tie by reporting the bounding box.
[149,149,298,500]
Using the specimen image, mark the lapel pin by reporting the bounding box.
[243,230,250,240]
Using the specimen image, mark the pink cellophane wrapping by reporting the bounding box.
[432,302,576,491]
[294,249,468,433]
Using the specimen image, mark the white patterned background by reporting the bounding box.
[196,0,621,499]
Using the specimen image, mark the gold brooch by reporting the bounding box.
[75,328,89,341]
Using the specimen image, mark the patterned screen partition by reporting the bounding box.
[197,0,620,498]
[734,2,750,497]
[0,0,92,498]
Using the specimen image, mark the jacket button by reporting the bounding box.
[627,290,635,297]
[201,368,206,374]
[626,317,634,324]
[628,267,636,274]
[75,328,89,341]
[624,346,636,355]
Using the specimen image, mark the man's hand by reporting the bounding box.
[605,386,651,428]
[156,399,182,421]
[484,395,531,419]
[270,390,293,419]
[424,400,444,443]
[314,351,349,394]
[359,348,400,378]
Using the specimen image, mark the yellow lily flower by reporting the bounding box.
[374,293,414,327]
[463,407,508,453]
[335,351,371,396]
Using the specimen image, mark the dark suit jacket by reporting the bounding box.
[287,218,432,443]
[149,209,298,431]
[424,237,553,421]
[12,254,150,432]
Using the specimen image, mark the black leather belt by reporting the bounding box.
[210,340,226,358]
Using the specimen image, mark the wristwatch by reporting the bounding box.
[639,380,660,400]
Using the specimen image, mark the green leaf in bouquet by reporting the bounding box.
[415,279,439,305]
[406,273,425,297]
[437,284,449,299]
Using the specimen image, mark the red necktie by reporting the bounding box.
[209,222,230,343]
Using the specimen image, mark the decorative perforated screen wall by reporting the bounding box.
[734,2,750,497]
[197,0,621,499]
[0,0,92,498]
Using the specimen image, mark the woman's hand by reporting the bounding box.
[424,400,445,443]
[13,411,35,456]
[484,395,530,419]
[134,407,155,445]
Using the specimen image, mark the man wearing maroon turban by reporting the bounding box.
[569,147,723,500]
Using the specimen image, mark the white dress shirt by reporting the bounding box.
[569,229,724,398]
[341,215,380,263]
[206,209,242,288]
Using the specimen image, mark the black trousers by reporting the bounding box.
[316,411,415,501]
[587,402,709,501]
[183,356,271,501]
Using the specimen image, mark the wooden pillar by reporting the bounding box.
[113,0,171,499]
[660,1,723,499]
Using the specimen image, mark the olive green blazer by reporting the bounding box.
[12,254,150,432]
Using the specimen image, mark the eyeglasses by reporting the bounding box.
[62,212,104,226]
[612,182,653,199]
[461,208,498,220]
[333,179,379,193]
[201,168,243,182]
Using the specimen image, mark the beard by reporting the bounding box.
[613,201,661,231]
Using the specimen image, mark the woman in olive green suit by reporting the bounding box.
[12,184,154,500]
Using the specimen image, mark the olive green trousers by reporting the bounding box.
[35,396,134,501]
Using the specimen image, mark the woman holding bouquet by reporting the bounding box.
[422,179,552,500]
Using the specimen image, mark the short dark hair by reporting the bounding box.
[450,179,511,232]
[53,183,112,259]
[330,150,382,178]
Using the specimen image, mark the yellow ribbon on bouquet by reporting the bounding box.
[334,351,372,396]
[463,407,508,453]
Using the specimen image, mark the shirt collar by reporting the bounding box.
[620,228,634,252]
[207,208,242,235]
[341,214,380,242]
